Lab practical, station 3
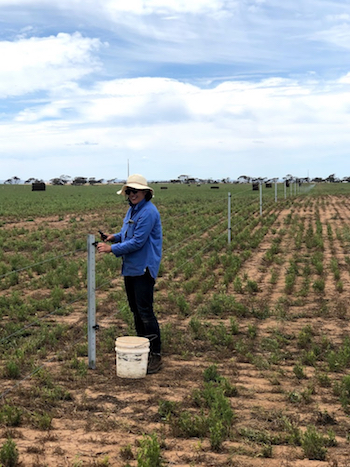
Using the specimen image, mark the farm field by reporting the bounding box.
[1,182,350,466]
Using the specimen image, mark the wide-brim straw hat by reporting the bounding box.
[117,174,154,196]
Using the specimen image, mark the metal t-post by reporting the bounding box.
[228,192,231,244]
[259,181,263,216]
[275,181,277,202]
[87,234,96,369]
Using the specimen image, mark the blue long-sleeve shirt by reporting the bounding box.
[111,199,162,279]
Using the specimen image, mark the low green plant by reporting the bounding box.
[301,425,328,460]
[3,361,20,379]
[0,405,22,427]
[233,276,243,293]
[312,278,325,293]
[287,390,302,404]
[158,400,178,421]
[317,372,332,388]
[198,293,247,317]
[334,374,350,411]
[31,411,53,430]
[0,438,19,467]
[297,325,313,349]
[293,363,306,380]
[120,444,134,461]
[336,280,344,292]
[137,433,164,467]
[246,279,259,294]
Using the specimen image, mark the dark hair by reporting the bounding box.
[145,190,152,201]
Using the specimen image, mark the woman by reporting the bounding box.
[97,174,163,374]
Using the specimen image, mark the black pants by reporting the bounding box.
[124,270,161,354]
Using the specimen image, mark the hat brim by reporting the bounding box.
[117,182,154,195]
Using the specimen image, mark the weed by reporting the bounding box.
[246,279,259,294]
[317,372,332,388]
[158,400,178,421]
[203,364,221,382]
[239,427,279,445]
[198,293,247,317]
[30,411,53,430]
[312,278,325,293]
[301,425,328,460]
[0,438,19,467]
[336,280,344,292]
[175,294,190,316]
[293,364,306,380]
[120,444,134,461]
[3,361,20,379]
[287,390,302,404]
[297,325,313,349]
[334,374,350,411]
[233,276,243,293]
[0,405,22,427]
[248,324,258,339]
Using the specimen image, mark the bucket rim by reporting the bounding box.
[116,336,150,348]
[116,336,149,343]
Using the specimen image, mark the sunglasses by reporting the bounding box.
[125,188,139,195]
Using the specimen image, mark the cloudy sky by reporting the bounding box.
[1,0,350,182]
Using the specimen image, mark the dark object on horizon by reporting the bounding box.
[252,182,259,191]
[211,186,219,189]
[32,182,46,191]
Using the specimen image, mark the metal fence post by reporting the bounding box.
[259,181,263,216]
[87,234,96,369]
[275,182,277,202]
[228,192,231,244]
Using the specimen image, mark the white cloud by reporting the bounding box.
[2,73,350,180]
[0,33,103,97]
[316,23,350,50]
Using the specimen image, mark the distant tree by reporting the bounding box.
[88,178,103,185]
[5,176,20,184]
[50,178,65,185]
[72,176,87,186]
[238,175,251,183]
[325,173,338,183]
[178,175,189,183]
[24,177,36,184]
[60,174,71,183]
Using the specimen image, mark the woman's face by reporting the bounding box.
[126,188,147,205]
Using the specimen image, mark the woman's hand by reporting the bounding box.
[97,243,112,253]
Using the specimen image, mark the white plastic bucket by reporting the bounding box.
[115,336,150,379]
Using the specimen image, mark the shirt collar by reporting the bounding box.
[129,198,147,211]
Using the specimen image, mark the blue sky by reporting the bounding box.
[1,0,350,182]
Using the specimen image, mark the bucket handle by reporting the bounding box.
[145,334,157,342]
[133,334,157,348]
